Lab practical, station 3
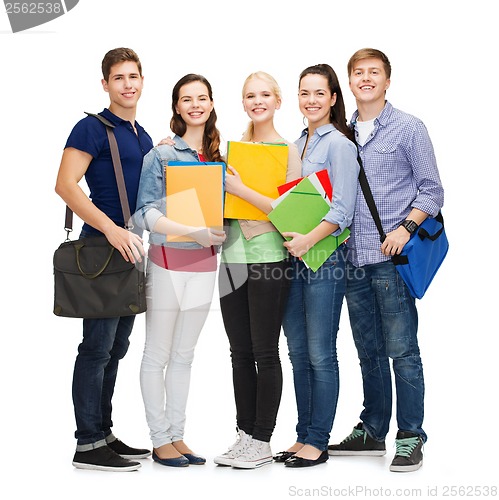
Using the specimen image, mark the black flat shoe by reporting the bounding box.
[273,451,295,463]
[284,450,329,468]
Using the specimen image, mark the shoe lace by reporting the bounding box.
[394,437,420,457]
[341,427,365,444]
[225,431,251,455]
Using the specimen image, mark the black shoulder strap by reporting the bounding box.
[355,144,386,243]
[64,112,131,237]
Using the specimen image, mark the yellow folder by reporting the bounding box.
[224,141,288,221]
[166,161,225,242]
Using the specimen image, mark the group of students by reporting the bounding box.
[54,46,444,474]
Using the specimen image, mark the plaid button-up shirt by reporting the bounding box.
[348,102,444,268]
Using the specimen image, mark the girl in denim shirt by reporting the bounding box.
[276,64,359,468]
[134,74,226,467]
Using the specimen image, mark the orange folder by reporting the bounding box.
[223,141,288,221]
[166,161,225,242]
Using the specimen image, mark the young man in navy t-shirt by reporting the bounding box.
[55,47,154,472]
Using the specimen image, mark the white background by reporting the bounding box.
[1,1,497,498]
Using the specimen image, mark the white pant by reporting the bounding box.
[140,260,216,448]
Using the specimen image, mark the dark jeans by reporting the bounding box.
[219,261,291,442]
[72,315,134,445]
[346,260,426,442]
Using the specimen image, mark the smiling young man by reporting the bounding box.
[55,48,154,472]
[327,48,444,472]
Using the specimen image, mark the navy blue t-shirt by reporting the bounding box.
[65,108,153,236]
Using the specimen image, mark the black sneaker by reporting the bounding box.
[107,438,151,459]
[72,445,141,472]
[328,422,386,456]
[389,431,423,472]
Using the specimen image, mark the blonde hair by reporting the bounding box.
[241,71,282,141]
[347,48,391,79]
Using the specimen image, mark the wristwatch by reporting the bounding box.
[400,219,419,234]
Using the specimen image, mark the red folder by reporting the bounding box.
[277,169,332,201]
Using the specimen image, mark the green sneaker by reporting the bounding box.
[389,431,423,472]
[328,422,386,456]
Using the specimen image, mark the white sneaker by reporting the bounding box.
[231,438,273,469]
[214,429,252,466]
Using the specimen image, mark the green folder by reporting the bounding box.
[268,177,349,272]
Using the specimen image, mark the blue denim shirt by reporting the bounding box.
[295,124,359,235]
[134,136,206,248]
[348,101,445,267]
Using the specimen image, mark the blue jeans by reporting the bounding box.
[73,316,134,446]
[282,247,346,451]
[71,231,137,447]
[345,260,427,442]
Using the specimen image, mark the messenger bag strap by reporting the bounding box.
[418,211,444,241]
[355,146,386,243]
[105,126,132,228]
[63,112,132,235]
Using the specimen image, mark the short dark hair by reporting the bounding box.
[101,47,142,81]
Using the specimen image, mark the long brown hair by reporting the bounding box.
[299,64,353,142]
[170,74,223,162]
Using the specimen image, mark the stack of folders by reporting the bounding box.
[165,161,225,242]
[268,170,350,272]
